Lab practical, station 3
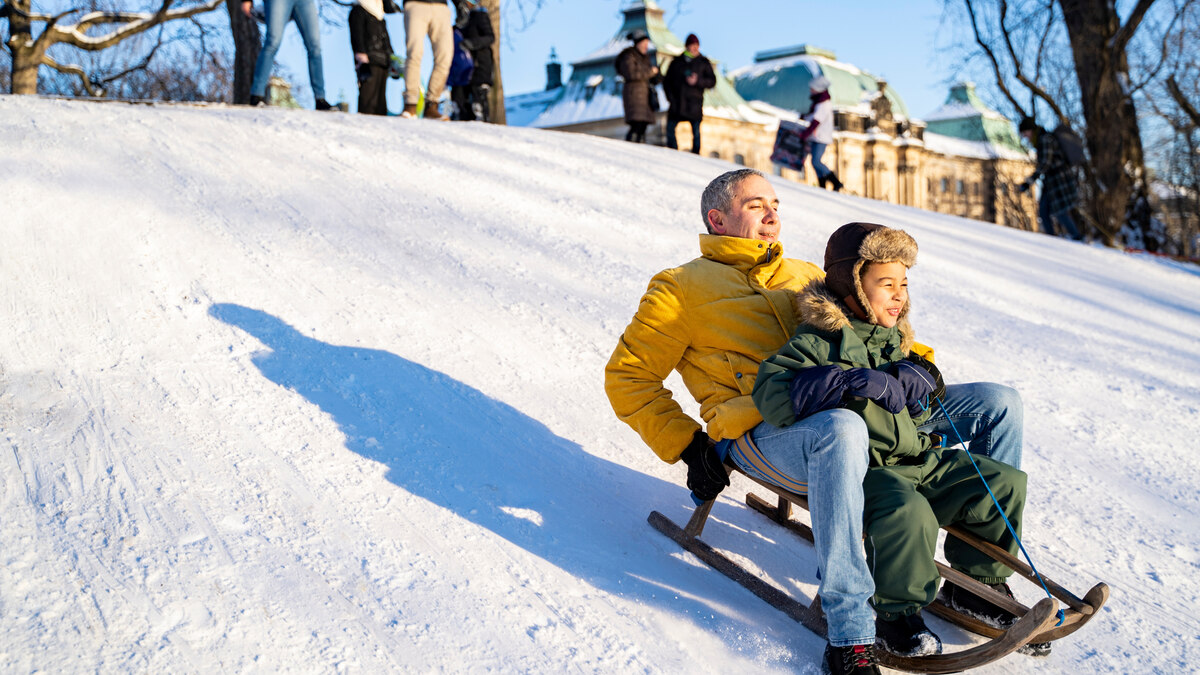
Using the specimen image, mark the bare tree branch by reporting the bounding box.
[48,0,223,51]
[1112,0,1158,56]
[1167,73,1200,126]
[997,0,1069,121]
[42,52,102,94]
[962,0,1029,115]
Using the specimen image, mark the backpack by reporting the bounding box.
[448,28,475,87]
[1050,124,1086,167]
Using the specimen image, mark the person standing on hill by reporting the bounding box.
[663,33,716,154]
[799,74,843,191]
[615,29,662,143]
[349,0,397,116]
[243,0,332,110]
[450,0,495,122]
[1018,117,1083,241]
[401,0,453,120]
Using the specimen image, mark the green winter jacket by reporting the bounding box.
[752,281,932,468]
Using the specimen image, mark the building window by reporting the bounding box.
[734,153,746,166]
[709,151,721,159]
[941,178,949,193]
[956,179,965,195]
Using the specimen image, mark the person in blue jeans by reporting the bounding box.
[605,169,1024,675]
[242,0,332,109]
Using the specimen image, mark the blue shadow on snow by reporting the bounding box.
[208,303,815,662]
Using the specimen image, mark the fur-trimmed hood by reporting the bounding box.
[791,278,916,354]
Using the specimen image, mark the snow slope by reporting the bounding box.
[2,95,1198,674]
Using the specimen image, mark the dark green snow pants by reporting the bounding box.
[863,448,1027,619]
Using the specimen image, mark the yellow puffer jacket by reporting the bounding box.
[605,235,825,462]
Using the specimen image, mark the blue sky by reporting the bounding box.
[281,0,961,117]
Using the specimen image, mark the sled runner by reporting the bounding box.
[648,469,1108,673]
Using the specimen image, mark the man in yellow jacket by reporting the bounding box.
[604,169,1025,675]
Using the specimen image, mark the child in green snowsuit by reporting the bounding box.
[751,222,1028,657]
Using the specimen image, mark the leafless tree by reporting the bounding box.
[2,0,225,95]
[949,0,1195,250]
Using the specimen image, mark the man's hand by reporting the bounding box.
[241,0,252,18]
[679,430,728,502]
[843,367,906,414]
[686,72,699,86]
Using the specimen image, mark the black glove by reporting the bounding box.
[356,63,371,84]
[889,359,938,416]
[789,364,849,419]
[1016,181,1030,194]
[842,367,907,414]
[679,430,729,502]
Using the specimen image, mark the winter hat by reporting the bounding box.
[627,29,649,44]
[1018,116,1037,133]
[685,33,699,46]
[808,74,830,93]
[823,222,918,324]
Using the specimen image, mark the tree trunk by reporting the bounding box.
[7,0,40,94]
[1057,0,1151,247]
[481,0,504,124]
[226,0,261,104]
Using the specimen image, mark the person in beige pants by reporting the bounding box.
[401,0,453,119]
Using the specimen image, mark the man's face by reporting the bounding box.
[708,175,781,242]
[687,42,700,57]
[636,38,650,54]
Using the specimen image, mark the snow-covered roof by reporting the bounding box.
[923,131,1032,161]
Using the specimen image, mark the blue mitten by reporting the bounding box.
[889,360,938,416]
[843,367,906,414]
[788,365,848,419]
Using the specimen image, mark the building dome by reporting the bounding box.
[729,45,910,120]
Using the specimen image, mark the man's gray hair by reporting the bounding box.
[700,168,766,233]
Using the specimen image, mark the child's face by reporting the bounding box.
[860,261,908,328]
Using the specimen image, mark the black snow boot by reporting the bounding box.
[827,172,844,192]
[249,95,265,107]
[875,611,942,657]
[822,642,880,675]
[315,98,335,111]
[818,174,829,189]
[939,581,1052,656]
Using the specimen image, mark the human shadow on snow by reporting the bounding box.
[209,303,820,665]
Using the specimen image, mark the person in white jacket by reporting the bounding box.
[800,75,844,192]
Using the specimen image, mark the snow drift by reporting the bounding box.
[2,95,1198,673]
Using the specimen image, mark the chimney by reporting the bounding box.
[545,48,563,91]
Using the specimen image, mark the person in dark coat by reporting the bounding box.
[615,29,662,143]
[450,0,495,121]
[1018,117,1082,240]
[663,33,716,153]
[349,0,396,115]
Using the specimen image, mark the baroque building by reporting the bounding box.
[505,0,1037,229]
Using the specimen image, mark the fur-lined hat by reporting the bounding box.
[823,222,918,325]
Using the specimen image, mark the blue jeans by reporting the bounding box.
[726,409,874,647]
[251,0,325,99]
[809,141,832,179]
[917,382,1024,469]
[1038,196,1082,241]
[666,116,701,153]
[725,382,1024,645]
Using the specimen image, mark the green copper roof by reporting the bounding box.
[729,45,910,119]
[924,83,1025,153]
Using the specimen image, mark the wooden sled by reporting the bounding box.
[648,470,1108,673]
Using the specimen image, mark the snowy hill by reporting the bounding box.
[2,95,1198,674]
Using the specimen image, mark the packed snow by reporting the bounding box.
[2,95,1199,673]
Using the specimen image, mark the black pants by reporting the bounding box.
[625,121,649,143]
[357,65,388,116]
[452,84,490,122]
[666,116,701,153]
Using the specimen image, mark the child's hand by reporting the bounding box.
[788,365,848,419]
[843,367,906,414]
